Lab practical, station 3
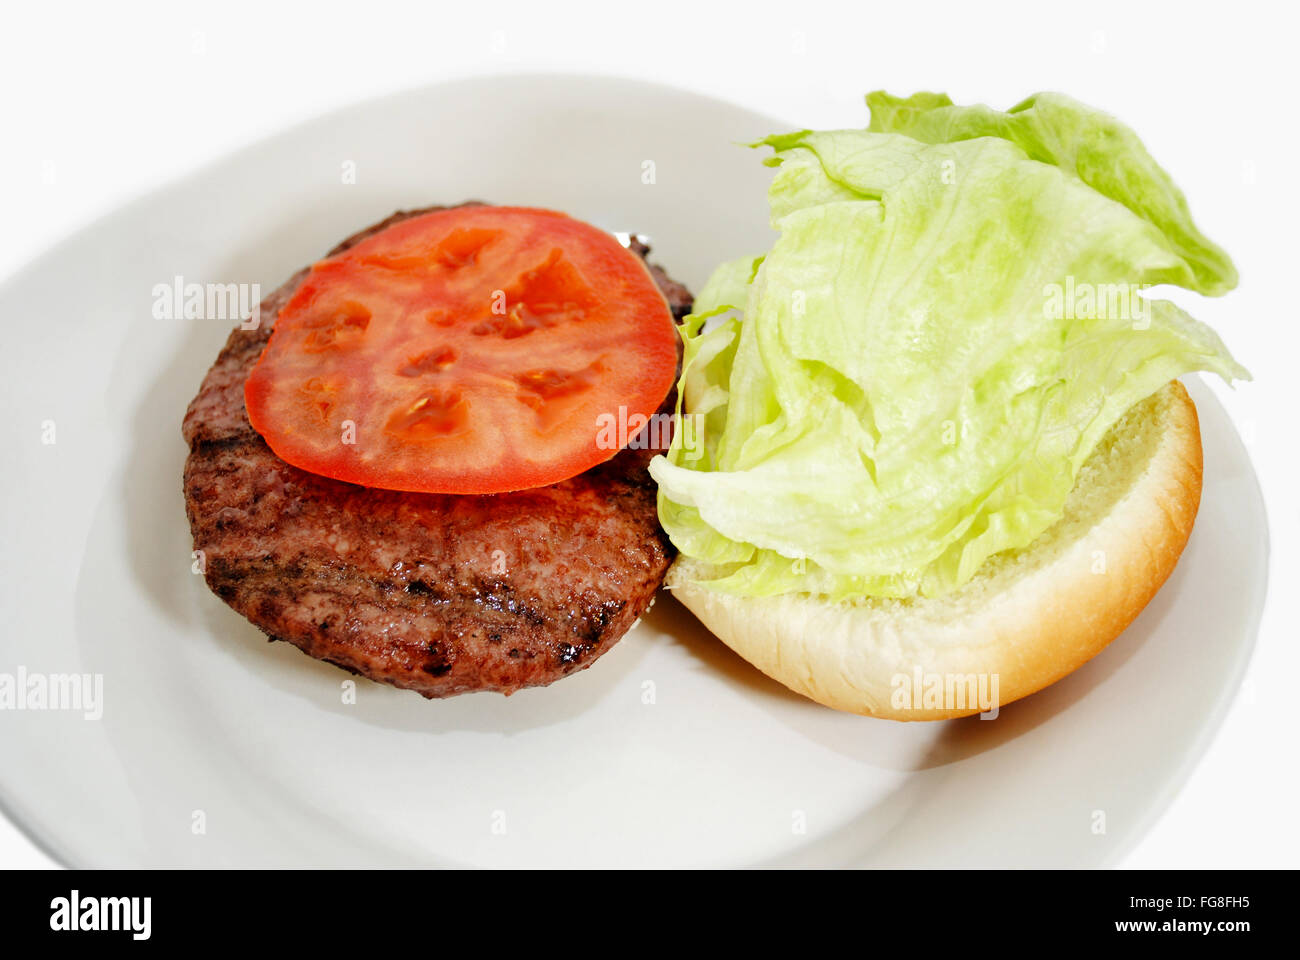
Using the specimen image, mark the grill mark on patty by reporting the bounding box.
[183,203,690,698]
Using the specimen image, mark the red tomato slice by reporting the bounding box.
[245,207,678,494]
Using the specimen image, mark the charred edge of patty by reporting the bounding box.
[184,445,660,696]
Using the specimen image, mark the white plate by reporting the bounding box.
[0,74,1268,868]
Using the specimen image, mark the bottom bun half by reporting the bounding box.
[666,380,1203,720]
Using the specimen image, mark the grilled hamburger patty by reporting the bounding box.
[183,205,691,697]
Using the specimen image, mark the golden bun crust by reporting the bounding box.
[666,381,1203,720]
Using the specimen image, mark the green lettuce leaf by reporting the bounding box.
[650,95,1247,600]
[865,91,1239,295]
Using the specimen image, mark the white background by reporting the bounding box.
[0,0,1294,868]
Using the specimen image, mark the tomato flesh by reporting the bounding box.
[245,207,678,494]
